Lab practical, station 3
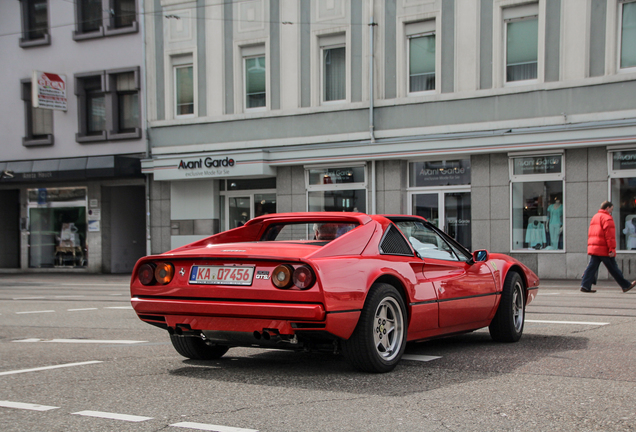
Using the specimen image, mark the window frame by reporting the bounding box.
[73,0,139,41]
[305,162,368,213]
[174,64,195,118]
[19,0,51,48]
[509,151,565,253]
[405,20,437,95]
[244,54,267,111]
[74,67,141,143]
[618,0,636,72]
[608,149,636,251]
[20,79,54,147]
[321,44,347,103]
[504,14,539,85]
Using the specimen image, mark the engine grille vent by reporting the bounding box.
[380,225,413,256]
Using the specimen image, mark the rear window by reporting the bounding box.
[261,222,358,243]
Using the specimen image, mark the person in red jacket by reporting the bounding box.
[581,201,636,293]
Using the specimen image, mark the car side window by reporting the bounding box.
[396,221,459,261]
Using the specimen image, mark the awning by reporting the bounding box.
[0,155,143,183]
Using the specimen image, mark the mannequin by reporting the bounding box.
[526,219,547,248]
[546,198,563,249]
[623,218,636,250]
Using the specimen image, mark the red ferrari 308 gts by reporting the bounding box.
[130,212,539,373]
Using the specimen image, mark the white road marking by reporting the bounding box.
[171,422,259,432]
[12,297,46,300]
[401,354,442,362]
[537,292,560,295]
[72,410,152,422]
[526,319,610,326]
[104,306,133,309]
[0,361,102,376]
[16,310,55,314]
[12,338,147,344]
[0,401,59,411]
[55,295,85,298]
[68,308,98,311]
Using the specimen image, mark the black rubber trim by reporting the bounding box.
[410,291,500,306]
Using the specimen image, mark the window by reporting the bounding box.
[320,34,346,102]
[609,150,636,250]
[21,80,54,147]
[19,0,50,47]
[510,154,564,251]
[75,67,141,142]
[406,21,436,93]
[306,165,366,212]
[504,4,539,82]
[175,64,194,117]
[621,1,636,70]
[74,0,138,40]
[245,56,266,109]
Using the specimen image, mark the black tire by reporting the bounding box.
[489,271,525,343]
[342,283,407,373]
[170,334,230,360]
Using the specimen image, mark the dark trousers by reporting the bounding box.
[581,255,631,290]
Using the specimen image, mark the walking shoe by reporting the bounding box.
[623,281,636,293]
[580,287,597,293]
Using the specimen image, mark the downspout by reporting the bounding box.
[140,0,151,256]
[368,5,376,143]
[369,2,377,214]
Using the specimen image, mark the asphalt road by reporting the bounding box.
[0,274,635,432]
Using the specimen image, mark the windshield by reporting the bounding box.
[261,222,358,243]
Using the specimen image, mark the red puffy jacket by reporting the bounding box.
[587,209,616,256]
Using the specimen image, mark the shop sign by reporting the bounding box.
[147,153,274,181]
[612,151,636,171]
[32,70,67,111]
[410,160,471,187]
[513,155,562,175]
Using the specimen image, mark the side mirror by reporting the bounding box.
[472,249,489,262]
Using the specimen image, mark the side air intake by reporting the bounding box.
[380,225,413,256]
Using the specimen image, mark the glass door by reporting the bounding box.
[410,189,471,250]
[223,192,277,231]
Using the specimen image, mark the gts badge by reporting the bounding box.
[255,271,270,280]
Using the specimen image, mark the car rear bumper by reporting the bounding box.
[131,297,360,340]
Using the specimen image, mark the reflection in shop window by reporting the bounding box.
[511,181,563,251]
[611,150,636,250]
[27,188,87,268]
[308,190,366,213]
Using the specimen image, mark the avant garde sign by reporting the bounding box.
[177,157,236,178]
[32,71,67,111]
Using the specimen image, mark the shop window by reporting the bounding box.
[75,67,141,143]
[504,4,539,83]
[21,80,54,147]
[73,0,138,41]
[320,34,346,103]
[27,188,88,268]
[306,165,366,212]
[406,21,436,93]
[510,154,564,251]
[19,0,50,47]
[610,150,636,250]
[620,1,636,70]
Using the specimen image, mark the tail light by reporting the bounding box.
[272,264,316,290]
[138,263,156,285]
[272,264,293,289]
[154,262,175,285]
[293,265,315,290]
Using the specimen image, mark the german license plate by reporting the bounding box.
[189,265,255,286]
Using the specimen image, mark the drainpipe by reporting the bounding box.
[368,5,376,143]
[140,0,151,256]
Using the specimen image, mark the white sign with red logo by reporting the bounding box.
[32,71,67,111]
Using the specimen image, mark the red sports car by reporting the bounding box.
[130,213,539,373]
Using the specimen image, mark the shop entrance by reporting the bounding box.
[219,178,277,231]
[0,189,20,268]
[409,190,472,250]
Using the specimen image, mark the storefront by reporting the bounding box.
[0,155,145,273]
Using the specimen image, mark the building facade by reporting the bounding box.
[141,0,636,280]
[0,0,147,273]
